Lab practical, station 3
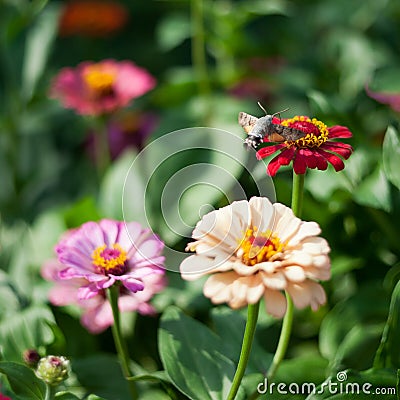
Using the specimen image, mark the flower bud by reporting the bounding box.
[23,349,41,367]
[35,356,70,386]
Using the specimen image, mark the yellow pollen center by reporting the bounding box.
[238,227,285,266]
[281,116,329,148]
[83,66,116,94]
[91,243,127,271]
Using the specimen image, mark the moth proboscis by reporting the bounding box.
[239,102,306,150]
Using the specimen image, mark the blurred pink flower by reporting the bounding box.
[0,393,12,400]
[50,60,155,115]
[42,258,166,334]
[366,85,400,112]
[55,219,165,300]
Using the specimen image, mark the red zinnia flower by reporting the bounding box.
[59,0,128,37]
[256,116,353,176]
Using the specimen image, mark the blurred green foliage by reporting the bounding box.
[1,0,400,398]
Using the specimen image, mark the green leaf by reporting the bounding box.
[0,305,56,362]
[305,368,397,400]
[382,126,400,190]
[352,164,391,212]
[128,370,170,383]
[159,306,244,400]
[156,13,191,52]
[319,283,389,369]
[211,307,273,374]
[55,392,81,400]
[374,280,400,369]
[368,67,400,93]
[275,355,329,385]
[99,149,148,225]
[63,197,101,228]
[0,270,21,318]
[0,361,46,399]
[22,3,61,100]
[72,354,131,400]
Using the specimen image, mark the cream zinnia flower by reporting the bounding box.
[180,197,330,317]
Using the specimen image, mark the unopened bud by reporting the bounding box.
[35,355,70,386]
[23,349,41,367]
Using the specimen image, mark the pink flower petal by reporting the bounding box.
[99,219,120,246]
[121,277,145,292]
[264,289,287,318]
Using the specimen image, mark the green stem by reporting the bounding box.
[226,301,260,400]
[44,384,56,400]
[266,173,305,383]
[291,172,305,216]
[106,285,138,399]
[191,0,212,124]
[266,292,294,381]
[92,115,111,178]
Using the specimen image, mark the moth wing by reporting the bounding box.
[238,112,258,134]
[279,128,306,141]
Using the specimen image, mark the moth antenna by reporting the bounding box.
[257,102,268,115]
[272,107,290,122]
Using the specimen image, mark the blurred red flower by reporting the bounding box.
[50,59,155,116]
[59,0,128,37]
[256,116,353,176]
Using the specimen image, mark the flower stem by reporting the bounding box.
[266,292,294,381]
[266,172,305,383]
[191,0,212,124]
[226,301,260,400]
[92,115,111,178]
[44,384,56,400]
[106,285,138,399]
[291,172,305,216]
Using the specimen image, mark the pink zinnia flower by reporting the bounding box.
[55,220,165,300]
[180,197,330,317]
[256,116,353,176]
[42,258,166,334]
[50,59,155,115]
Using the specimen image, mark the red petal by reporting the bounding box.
[293,150,307,174]
[316,149,345,171]
[267,154,282,176]
[256,144,285,159]
[267,147,295,176]
[302,148,318,169]
[321,142,353,159]
[328,125,352,139]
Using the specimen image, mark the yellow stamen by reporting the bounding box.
[238,227,285,266]
[281,116,329,148]
[83,65,115,94]
[92,243,127,271]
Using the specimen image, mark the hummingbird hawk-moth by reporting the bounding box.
[239,103,306,150]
